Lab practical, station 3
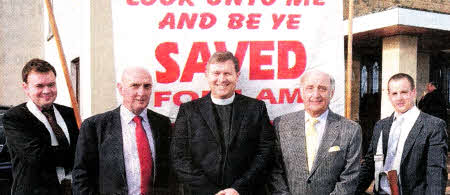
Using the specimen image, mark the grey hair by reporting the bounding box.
[299,70,335,92]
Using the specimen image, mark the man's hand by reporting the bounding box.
[215,188,239,195]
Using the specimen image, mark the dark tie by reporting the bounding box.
[133,116,152,194]
[41,106,69,148]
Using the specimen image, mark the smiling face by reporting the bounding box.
[23,71,57,110]
[117,67,153,115]
[388,78,416,114]
[205,59,240,99]
[300,71,334,117]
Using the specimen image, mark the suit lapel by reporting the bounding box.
[382,115,395,157]
[400,113,424,164]
[198,95,222,144]
[147,109,159,145]
[55,104,78,145]
[229,94,245,147]
[309,111,339,177]
[281,111,309,178]
[147,109,159,154]
[20,104,53,143]
[295,111,310,175]
[147,109,159,179]
[110,107,127,185]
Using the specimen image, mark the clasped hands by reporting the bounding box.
[215,188,239,195]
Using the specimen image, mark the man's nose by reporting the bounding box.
[137,86,146,95]
[218,74,225,82]
[42,86,52,93]
[311,88,320,97]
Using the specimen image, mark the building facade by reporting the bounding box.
[343,0,450,153]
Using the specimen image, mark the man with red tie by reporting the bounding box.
[72,66,175,194]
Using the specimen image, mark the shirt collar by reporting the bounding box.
[27,100,54,113]
[211,93,235,105]
[305,109,329,123]
[394,106,419,121]
[120,105,148,124]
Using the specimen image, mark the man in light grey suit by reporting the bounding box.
[269,70,362,195]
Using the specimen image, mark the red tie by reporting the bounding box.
[133,116,152,194]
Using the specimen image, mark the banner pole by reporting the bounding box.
[44,0,82,128]
[345,0,354,119]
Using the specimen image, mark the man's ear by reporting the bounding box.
[22,82,31,98]
[22,82,29,93]
[22,82,27,90]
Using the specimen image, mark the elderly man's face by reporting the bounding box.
[300,71,334,117]
[118,68,153,115]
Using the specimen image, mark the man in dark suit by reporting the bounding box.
[418,81,447,123]
[171,51,275,195]
[357,73,448,194]
[269,70,362,194]
[2,58,79,195]
[72,67,174,194]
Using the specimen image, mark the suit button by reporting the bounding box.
[307,180,311,184]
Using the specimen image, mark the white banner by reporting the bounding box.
[111,0,345,120]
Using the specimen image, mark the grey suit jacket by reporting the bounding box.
[358,112,448,195]
[269,110,362,195]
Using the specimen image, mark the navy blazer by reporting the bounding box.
[2,103,79,195]
[171,93,275,195]
[72,107,175,195]
[358,112,448,195]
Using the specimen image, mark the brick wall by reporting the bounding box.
[343,0,450,19]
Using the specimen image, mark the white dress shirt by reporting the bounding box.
[391,106,420,175]
[120,105,156,195]
[304,109,329,152]
[26,100,71,183]
[379,106,420,194]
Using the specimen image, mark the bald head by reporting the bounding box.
[117,66,153,115]
[120,66,151,83]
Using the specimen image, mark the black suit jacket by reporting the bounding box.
[418,90,447,122]
[72,107,174,195]
[2,103,79,195]
[358,112,448,195]
[171,93,275,195]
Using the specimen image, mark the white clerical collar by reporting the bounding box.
[211,93,235,105]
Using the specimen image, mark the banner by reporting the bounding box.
[111,0,344,120]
